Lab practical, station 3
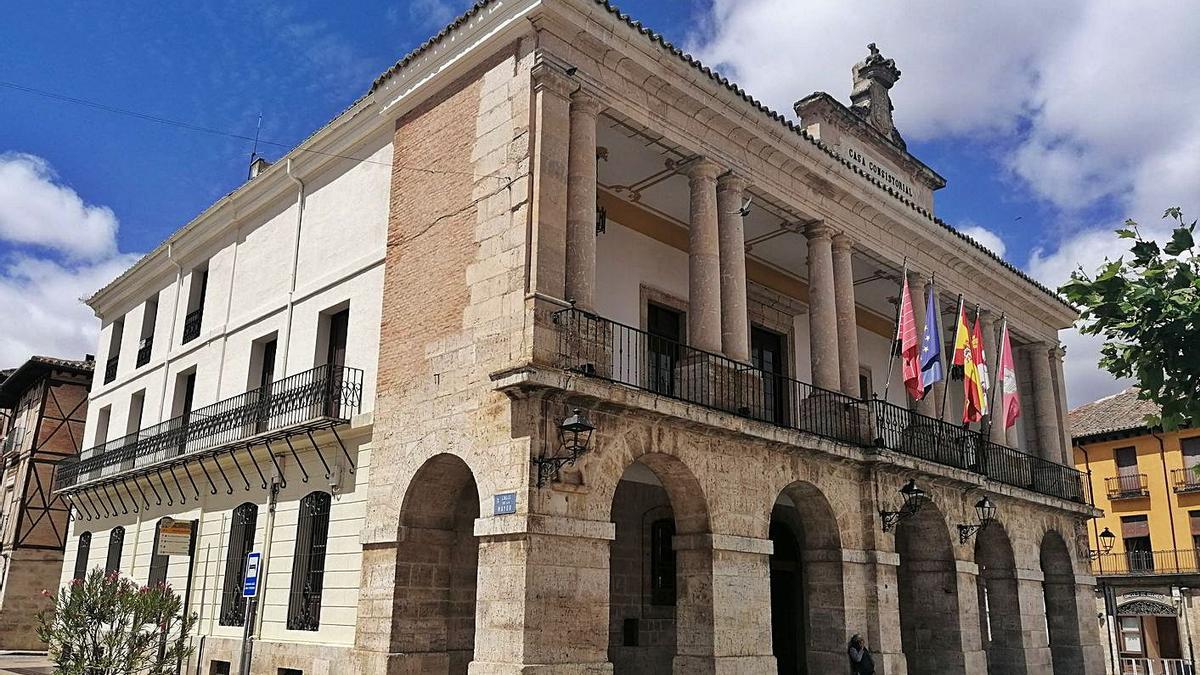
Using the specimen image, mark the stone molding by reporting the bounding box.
[673,533,774,555]
[473,513,617,541]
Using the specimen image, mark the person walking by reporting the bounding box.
[847,634,875,674]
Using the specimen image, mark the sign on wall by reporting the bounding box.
[493,492,517,516]
[242,551,262,598]
[156,518,194,556]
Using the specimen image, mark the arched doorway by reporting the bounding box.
[607,454,710,674]
[897,500,967,674]
[975,523,1027,675]
[392,453,480,674]
[1041,530,1083,674]
[769,482,846,674]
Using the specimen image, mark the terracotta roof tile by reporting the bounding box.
[1069,387,1161,440]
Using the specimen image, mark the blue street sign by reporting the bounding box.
[242,551,261,598]
[493,492,517,515]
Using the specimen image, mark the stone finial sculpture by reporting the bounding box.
[850,43,905,149]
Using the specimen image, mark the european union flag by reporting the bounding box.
[920,283,944,393]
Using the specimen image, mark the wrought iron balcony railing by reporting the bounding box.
[1173,467,1200,493]
[54,363,363,492]
[553,307,1088,504]
[1092,548,1200,576]
[136,337,153,367]
[182,308,203,344]
[104,356,119,384]
[1106,473,1150,499]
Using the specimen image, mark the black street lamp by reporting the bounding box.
[880,479,927,533]
[1087,527,1117,560]
[533,408,596,487]
[957,496,997,544]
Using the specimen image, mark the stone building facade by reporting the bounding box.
[57,1,1105,674]
[0,355,92,649]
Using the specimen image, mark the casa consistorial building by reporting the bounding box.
[57,1,1104,674]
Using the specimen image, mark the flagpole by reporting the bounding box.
[881,258,908,404]
[942,293,964,422]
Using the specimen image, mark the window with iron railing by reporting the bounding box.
[148,520,168,587]
[219,503,258,626]
[1107,474,1150,499]
[182,308,203,344]
[104,356,119,384]
[136,336,153,367]
[73,532,91,580]
[105,526,124,573]
[287,491,331,631]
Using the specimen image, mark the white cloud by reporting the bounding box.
[0,153,119,261]
[690,1,1200,407]
[959,224,1007,259]
[0,153,136,368]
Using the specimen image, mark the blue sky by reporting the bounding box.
[1,1,1197,404]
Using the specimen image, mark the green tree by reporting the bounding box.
[1060,208,1199,430]
[36,568,197,675]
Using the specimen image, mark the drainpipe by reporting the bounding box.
[1153,430,1180,570]
[281,159,306,371]
[160,242,185,421]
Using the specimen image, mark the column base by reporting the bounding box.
[898,416,974,469]
[796,392,873,445]
[672,655,777,675]
[675,354,762,416]
[468,661,613,675]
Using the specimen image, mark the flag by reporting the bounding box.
[897,276,923,401]
[949,296,969,380]
[971,314,990,412]
[997,320,1021,428]
[963,309,988,423]
[919,282,944,393]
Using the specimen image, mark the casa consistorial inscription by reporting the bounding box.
[844,146,915,198]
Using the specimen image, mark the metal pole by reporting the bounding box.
[238,597,256,675]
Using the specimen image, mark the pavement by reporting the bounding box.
[0,652,51,675]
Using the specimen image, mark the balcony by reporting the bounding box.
[104,356,118,384]
[54,363,363,492]
[136,336,153,367]
[1172,467,1200,493]
[1092,548,1200,577]
[1107,473,1150,500]
[553,308,1088,504]
[182,308,203,344]
[1118,658,1193,675]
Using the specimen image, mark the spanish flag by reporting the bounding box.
[963,308,989,423]
[950,296,969,380]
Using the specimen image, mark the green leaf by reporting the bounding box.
[1116,228,1137,239]
[1164,227,1195,256]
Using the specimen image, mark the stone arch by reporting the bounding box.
[1040,529,1084,675]
[607,452,712,674]
[896,498,967,674]
[387,453,481,674]
[975,522,1027,675]
[769,480,846,675]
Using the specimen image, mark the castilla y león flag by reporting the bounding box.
[997,320,1021,428]
[897,276,923,401]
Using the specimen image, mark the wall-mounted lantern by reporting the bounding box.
[533,408,595,487]
[1087,527,1117,560]
[880,479,927,533]
[957,496,997,544]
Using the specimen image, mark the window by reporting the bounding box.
[171,371,197,457]
[122,392,145,471]
[219,503,258,626]
[73,532,92,580]
[250,337,278,434]
[649,518,676,606]
[646,303,682,396]
[148,519,169,587]
[1119,616,1144,654]
[1184,437,1200,470]
[105,526,124,574]
[183,267,208,344]
[105,319,124,384]
[287,491,331,631]
[137,300,157,367]
[751,326,788,423]
[1121,515,1153,572]
[1115,446,1138,474]
[858,367,874,401]
[88,406,111,482]
[209,662,231,675]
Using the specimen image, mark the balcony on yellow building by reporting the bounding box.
[1107,473,1151,500]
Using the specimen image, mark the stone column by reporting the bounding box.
[469,515,615,673]
[688,159,724,354]
[907,270,936,417]
[1027,343,1062,463]
[1051,345,1073,465]
[716,173,750,363]
[565,91,602,311]
[804,222,840,392]
[831,234,861,397]
[838,549,907,674]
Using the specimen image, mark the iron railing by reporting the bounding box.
[1173,467,1200,493]
[1107,473,1150,499]
[136,337,153,367]
[182,308,203,344]
[104,356,118,384]
[55,363,363,491]
[554,308,1087,503]
[1119,657,1194,675]
[1093,548,1200,577]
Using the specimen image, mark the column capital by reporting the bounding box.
[716,171,748,194]
[804,220,836,241]
[1051,343,1067,360]
[569,89,602,116]
[688,157,723,183]
[831,232,854,252]
[530,61,574,99]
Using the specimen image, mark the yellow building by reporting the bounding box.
[1072,387,1200,674]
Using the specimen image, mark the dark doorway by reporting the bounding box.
[646,303,682,397]
[326,309,348,368]
[751,326,788,423]
[769,518,803,674]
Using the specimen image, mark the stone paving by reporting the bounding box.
[0,652,51,675]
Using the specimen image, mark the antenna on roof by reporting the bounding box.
[247,113,272,180]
